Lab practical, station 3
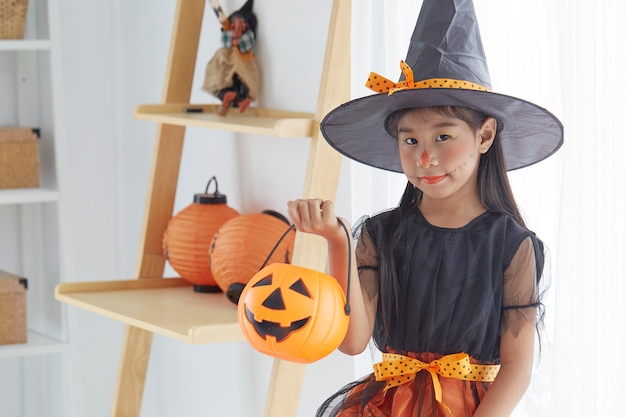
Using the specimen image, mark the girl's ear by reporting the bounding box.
[477,117,497,154]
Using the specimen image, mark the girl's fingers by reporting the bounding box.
[287,199,314,227]
[300,199,322,228]
[287,199,330,231]
[320,200,335,223]
[287,200,300,224]
[288,199,347,242]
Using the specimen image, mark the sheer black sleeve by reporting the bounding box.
[355,223,380,303]
[501,236,543,337]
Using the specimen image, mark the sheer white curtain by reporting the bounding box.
[349,1,626,415]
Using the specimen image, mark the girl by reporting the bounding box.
[287,0,563,416]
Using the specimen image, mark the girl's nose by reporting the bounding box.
[419,150,438,168]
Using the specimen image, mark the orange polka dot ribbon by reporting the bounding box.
[365,61,489,96]
[373,352,500,415]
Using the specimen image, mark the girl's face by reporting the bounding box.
[396,107,495,203]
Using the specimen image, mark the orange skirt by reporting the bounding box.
[334,353,492,417]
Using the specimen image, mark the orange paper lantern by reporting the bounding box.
[163,177,239,292]
[237,263,349,363]
[209,210,296,303]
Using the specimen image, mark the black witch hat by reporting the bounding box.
[320,0,563,172]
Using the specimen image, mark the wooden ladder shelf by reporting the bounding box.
[55,0,351,416]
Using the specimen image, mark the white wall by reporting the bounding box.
[57,1,355,416]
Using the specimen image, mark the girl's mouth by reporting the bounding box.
[419,175,447,185]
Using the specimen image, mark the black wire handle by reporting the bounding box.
[259,222,352,316]
[205,176,219,194]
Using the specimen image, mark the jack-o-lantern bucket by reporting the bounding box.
[237,262,349,363]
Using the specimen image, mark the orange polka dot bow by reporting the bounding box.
[374,352,500,415]
[365,61,489,96]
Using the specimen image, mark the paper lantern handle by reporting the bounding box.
[205,176,220,194]
[194,176,227,204]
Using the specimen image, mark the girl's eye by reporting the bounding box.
[403,137,418,145]
[435,134,450,142]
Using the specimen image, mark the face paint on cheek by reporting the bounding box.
[447,152,477,174]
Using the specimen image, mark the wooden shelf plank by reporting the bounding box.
[0,188,60,205]
[134,104,316,138]
[0,330,68,359]
[55,278,244,344]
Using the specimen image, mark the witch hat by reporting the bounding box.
[320,0,563,172]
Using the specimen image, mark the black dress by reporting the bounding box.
[317,207,545,417]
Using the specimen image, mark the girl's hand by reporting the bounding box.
[287,199,345,242]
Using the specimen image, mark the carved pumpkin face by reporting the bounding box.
[237,263,349,363]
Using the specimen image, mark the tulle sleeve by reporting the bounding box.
[354,221,380,303]
[501,236,546,337]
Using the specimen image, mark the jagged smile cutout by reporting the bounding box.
[244,305,310,341]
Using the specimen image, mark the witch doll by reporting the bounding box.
[202,0,260,116]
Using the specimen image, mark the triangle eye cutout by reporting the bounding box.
[253,274,273,287]
[289,278,312,299]
[262,288,286,310]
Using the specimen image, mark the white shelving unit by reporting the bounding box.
[0,0,69,416]
[0,330,67,359]
[0,188,60,204]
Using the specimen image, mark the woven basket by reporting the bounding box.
[0,270,27,345]
[0,127,40,189]
[0,0,29,40]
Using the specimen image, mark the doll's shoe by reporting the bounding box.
[218,92,237,116]
[237,98,251,113]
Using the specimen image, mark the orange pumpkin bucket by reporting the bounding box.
[238,262,349,363]
[237,221,353,363]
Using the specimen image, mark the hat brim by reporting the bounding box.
[320,89,563,172]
